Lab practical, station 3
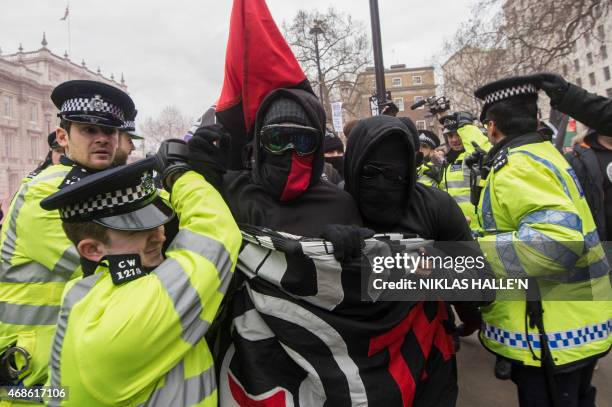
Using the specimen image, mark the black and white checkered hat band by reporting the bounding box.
[61,97,125,121]
[60,174,156,220]
[483,84,537,105]
[122,120,135,131]
[419,134,436,147]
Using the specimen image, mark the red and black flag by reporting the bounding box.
[216,0,313,169]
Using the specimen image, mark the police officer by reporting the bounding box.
[474,75,611,407]
[113,110,143,166]
[0,80,135,390]
[416,129,443,187]
[27,132,66,180]
[39,144,241,406]
[438,112,491,231]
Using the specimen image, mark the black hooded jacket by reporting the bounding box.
[344,116,473,241]
[223,88,361,236]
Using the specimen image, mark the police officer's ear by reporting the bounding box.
[56,126,70,149]
[485,120,499,142]
[76,238,108,264]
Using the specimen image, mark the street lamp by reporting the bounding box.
[309,21,325,102]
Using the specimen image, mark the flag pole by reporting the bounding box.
[67,2,71,56]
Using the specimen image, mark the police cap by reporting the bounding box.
[474,75,538,122]
[51,80,136,128]
[418,130,440,149]
[119,109,144,140]
[40,156,173,231]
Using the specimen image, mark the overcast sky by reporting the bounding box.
[1,0,475,127]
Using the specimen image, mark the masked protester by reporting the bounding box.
[343,115,491,406]
[323,131,345,185]
[217,89,362,236]
[189,88,382,406]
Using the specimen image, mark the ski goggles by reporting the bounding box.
[260,124,321,156]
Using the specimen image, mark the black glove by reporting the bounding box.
[187,124,231,191]
[321,224,375,262]
[155,139,190,191]
[423,163,443,184]
[532,72,570,105]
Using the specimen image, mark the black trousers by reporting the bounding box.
[510,360,597,407]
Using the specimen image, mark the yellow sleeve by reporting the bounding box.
[458,124,492,155]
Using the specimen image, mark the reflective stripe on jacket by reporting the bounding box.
[440,125,491,231]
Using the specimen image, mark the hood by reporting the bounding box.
[344,115,416,199]
[251,88,326,188]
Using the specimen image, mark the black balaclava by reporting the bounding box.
[258,97,315,201]
[358,136,411,225]
[344,115,416,229]
[324,133,345,177]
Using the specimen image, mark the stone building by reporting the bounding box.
[0,35,129,216]
[343,64,437,131]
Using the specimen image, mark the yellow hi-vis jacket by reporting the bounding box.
[416,162,439,187]
[440,124,491,231]
[0,163,81,389]
[46,171,242,407]
[477,134,612,368]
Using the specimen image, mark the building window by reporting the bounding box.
[30,137,40,160]
[412,75,422,85]
[601,45,608,60]
[589,72,596,86]
[587,52,593,65]
[607,88,612,98]
[29,103,38,122]
[392,77,402,87]
[3,96,13,118]
[413,96,424,109]
[562,64,568,76]
[604,66,611,81]
[597,25,605,39]
[574,59,580,71]
[2,134,14,158]
[416,120,426,130]
[584,32,590,46]
[393,97,405,112]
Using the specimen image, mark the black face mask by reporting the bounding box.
[324,156,344,177]
[259,150,313,201]
[358,137,410,226]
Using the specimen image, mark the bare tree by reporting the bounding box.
[283,8,372,120]
[438,0,610,113]
[140,105,191,152]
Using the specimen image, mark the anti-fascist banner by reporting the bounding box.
[217,226,456,406]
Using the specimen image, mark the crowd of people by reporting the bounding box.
[0,69,609,407]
